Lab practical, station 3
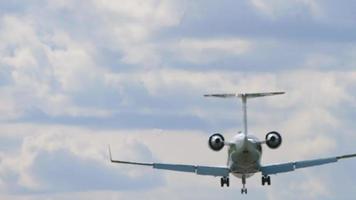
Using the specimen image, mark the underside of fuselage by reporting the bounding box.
[228,133,262,179]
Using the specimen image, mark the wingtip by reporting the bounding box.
[108,145,113,162]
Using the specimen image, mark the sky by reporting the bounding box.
[0,0,356,199]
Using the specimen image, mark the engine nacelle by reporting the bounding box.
[208,133,225,151]
[265,131,282,149]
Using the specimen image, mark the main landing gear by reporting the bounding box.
[220,177,230,187]
[220,175,271,193]
[262,175,271,186]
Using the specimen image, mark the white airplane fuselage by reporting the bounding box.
[228,133,262,179]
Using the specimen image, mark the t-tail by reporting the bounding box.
[204,92,285,145]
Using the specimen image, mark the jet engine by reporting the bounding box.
[265,131,282,149]
[208,133,225,151]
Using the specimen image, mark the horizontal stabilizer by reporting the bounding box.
[238,92,285,98]
[204,93,237,98]
[204,92,285,99]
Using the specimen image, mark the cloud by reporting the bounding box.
[0,118,355,198]
[0,128,164,193]
[267,172,331,200]
[0,15,116,119]
[0,0,184,120]
[90,0,185,67]
[30,149,162,192]
[249,0,323,20]
[6,68,355,133]
[1,0,356,199]
[172,38,251,64]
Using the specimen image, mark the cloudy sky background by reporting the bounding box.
[1,0,356,199]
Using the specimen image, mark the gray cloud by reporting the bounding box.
[30,149,163,193]
[162,0,356,41]
[0,130,165,194]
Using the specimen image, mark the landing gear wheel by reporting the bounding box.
[262,175,271,186]
[241,175,247,194]
[220,177,230,187]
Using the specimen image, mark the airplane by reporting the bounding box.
[109,92,356,194]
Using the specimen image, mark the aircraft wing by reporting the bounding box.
[260,153,356,176]
[109,148,229,177]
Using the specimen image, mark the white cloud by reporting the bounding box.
[93,0,182,27]
[174,38,252,64]
[295,174,330,199]
[0,15,115,118]
[0,0,187,119]
[0,88,23,120]
[267,172,331,200]
[93,0,184,67]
